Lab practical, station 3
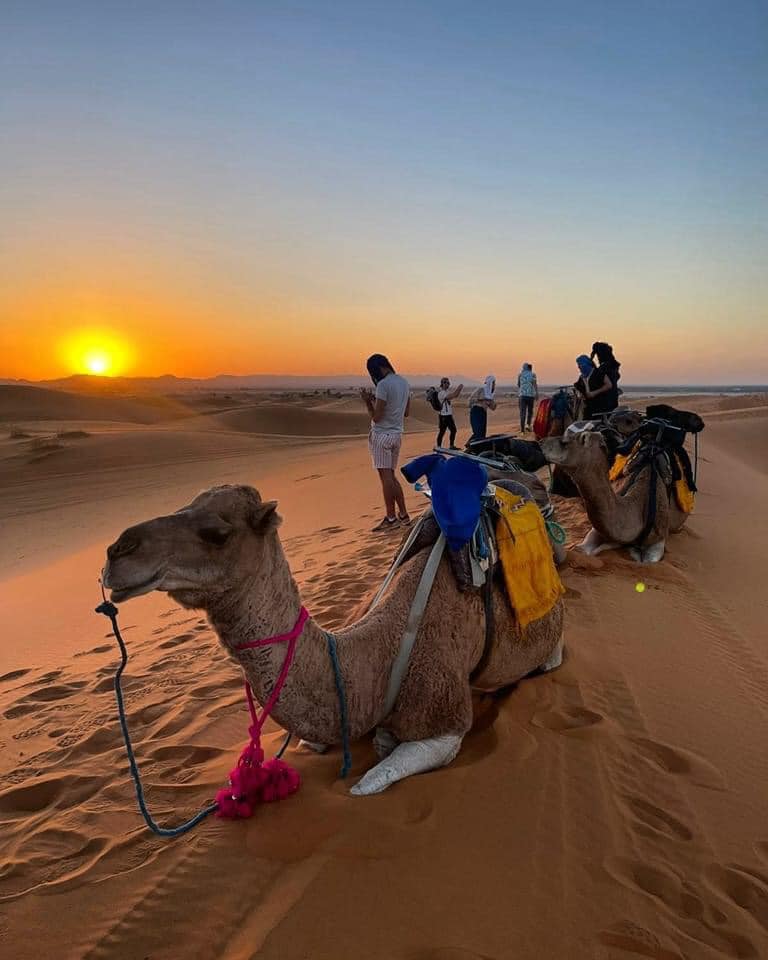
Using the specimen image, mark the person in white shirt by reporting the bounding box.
[360,353,412,532]
[436,377,463,448]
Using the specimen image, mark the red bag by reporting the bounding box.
[533,398,551,440]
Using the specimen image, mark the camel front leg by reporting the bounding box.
[629,539,666,564]
[373,727,398,759]
[578,527,620,556]
[539,637,564,672]
[350,733,463,796]
[298,739,328,754]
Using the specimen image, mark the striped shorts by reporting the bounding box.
[369,430,402,470]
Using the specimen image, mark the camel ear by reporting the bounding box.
[249,500,282,533]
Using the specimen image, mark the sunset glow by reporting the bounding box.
[2,4,766,385]
[59,329,134,378]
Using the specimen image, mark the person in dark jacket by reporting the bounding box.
[580,341,621,415]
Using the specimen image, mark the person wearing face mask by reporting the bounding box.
[466,374,497,444]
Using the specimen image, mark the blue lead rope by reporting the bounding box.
[96,600,219,836]
[96,599,345,836]
[324,632,352,778]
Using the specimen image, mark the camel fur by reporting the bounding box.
[103,484,564,796]
[541,431,689,563]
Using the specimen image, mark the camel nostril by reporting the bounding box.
[108,536,140,561]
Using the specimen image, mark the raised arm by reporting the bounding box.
[447,384,463,400]
[586,374,611,399]
[361,387,387,423]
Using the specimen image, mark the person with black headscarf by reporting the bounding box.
[360,354,411,531]
[582,341,622,415]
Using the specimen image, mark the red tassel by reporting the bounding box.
[261,758,301,802]
[215,737,300,819]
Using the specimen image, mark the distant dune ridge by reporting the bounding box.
[3,372,766,396]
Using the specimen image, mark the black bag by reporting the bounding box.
[425,386,442,412]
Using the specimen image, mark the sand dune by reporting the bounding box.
[0,384,194,425]
[1,394,767,959]
[206,399,439,436]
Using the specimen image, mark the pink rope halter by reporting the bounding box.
[214,607,307,818]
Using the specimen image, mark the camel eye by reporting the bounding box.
[198,524,232,546]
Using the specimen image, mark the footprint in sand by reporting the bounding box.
[159,632,195,649]
[630,737,727,791]
[604,856,758,959]
[0,773,104,816]
[4,680,89,719]
[23,669,62,686]
[618,794,694,842]
[0,669,31,684]
[705,863,768,933]
[531,705,603,734]
[597,920,683,960]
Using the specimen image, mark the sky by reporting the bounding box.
[1,0,767,384]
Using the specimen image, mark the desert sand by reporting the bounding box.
[1,386,768,960]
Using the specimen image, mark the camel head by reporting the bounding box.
[102,484,282,607]
[608,409,643,436]
[541,430,609,472]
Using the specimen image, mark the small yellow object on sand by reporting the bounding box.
[635,582,646,593]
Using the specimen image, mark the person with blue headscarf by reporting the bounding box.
[574,344,621,417]
[574,354,598,418]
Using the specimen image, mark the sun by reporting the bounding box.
[60,328,134,377]
[84,350,111,375]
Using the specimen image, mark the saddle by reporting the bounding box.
[399,478,539,592]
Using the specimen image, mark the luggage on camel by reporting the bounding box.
[533,397,552,439]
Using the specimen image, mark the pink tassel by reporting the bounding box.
[215,736,300,819]
[216,611,309,822]
[260,758,301,802]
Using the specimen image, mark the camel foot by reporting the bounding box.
[350,733,463,796]
[539,638,564,673]
[578,528,620,557]
[298,740,328,754]
[373,727,398,759]
[629,540,666,564]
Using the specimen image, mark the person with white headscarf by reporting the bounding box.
[467,374,497,444]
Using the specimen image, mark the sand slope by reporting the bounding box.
[0,385,192,424]
[0,397,767,959]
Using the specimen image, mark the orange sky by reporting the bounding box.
[3,4,767,386]
[2,270,764,384]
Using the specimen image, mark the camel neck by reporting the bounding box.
[574,461,642,541]
[204,535,354,744]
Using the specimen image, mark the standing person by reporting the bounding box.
[573,354,598,419]
[516,362,538,433]
[360,353,412,531]
[436,377,463,449]
[467,374,497,445]
[584,341,621,414]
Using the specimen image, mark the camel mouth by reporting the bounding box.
[540,438,567,464]
[108,572,163,602]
